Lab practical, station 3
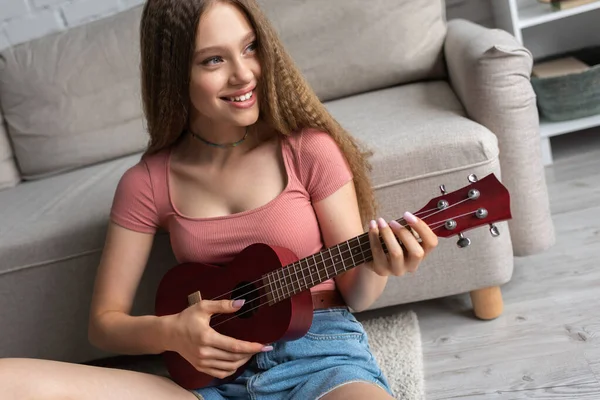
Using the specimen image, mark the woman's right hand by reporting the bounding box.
[168,299,270,379]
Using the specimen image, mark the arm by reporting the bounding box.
[312,181,387,312]
[88,221,173,355]
[444,19,555,256]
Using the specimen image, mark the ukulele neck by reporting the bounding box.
[263,232,389,304]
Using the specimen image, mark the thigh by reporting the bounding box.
[319,382,395,400]
[0,358,198,400]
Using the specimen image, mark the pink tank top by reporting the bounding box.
[110,128,354,293]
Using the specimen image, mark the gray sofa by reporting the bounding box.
[0,0,555,364]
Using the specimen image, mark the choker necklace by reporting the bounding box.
[189,127,249,148]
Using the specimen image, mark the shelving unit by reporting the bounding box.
[491,0,600,166]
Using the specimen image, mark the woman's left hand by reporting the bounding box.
[367,211,438,276]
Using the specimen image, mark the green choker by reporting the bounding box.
[189,127,249,148]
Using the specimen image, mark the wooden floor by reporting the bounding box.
[361,128,600,399]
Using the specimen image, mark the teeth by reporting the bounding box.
[228,91,253,102]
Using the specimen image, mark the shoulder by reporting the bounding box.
[284,128,353,201]
[287,127,340,151]
[285,127,347,165]
[117,148,167,191]
[110,149,169,233]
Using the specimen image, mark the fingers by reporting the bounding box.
[390,219,423,273]
[368,220,391,276]
[376,218,407,276]
[199,299,246,315]
[199,346,254,362]
[199,355,251,372]
[210,331,267,355]
[401,211,439,255]
[368,211,439,276]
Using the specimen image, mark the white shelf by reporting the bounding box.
[540,113,600,138]
[518,1,600,28]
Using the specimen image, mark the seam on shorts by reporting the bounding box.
[189,391,204,400]
[304,332,364,341]
[314,379,390,400]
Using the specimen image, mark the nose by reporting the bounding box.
[228,57,254,85]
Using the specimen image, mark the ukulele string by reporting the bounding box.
[208,198,472,307]
[210,208,479,327]
[206,206,439,304]
[208,200,474,321]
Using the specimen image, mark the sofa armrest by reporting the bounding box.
[444,19,555,256]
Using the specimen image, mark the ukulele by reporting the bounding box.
[155,172,511,390]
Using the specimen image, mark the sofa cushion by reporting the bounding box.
[0,6,147,180]
[324,80,499,188]
[0,112,20,190]
[257,0,447,102]
[0,153,143,274]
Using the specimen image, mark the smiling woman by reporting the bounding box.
[0,0,439,399]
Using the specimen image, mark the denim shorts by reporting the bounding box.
[190,308,392,400]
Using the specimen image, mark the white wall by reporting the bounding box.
[0,0,144,50]
[0,0,494,51]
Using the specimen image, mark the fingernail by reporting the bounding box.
[261,345,274,352]
[233,299,246,308]
[377,217,388,229]
[369,220,377,230]
[404,211,418,224]
[389,220,402,229]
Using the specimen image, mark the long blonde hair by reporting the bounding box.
[139,0,378,224]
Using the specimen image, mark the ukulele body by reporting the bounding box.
[155,243,314,390]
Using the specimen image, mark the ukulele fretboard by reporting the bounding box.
[263,232,389,304]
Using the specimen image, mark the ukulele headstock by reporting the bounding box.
[413,173,511,248]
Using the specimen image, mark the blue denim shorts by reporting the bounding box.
[190,308,392,400]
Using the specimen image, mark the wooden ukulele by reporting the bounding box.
[155,173,512,390]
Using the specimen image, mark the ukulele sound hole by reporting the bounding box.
[232,281,260,319]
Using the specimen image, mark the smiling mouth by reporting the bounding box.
[221,90,254,103]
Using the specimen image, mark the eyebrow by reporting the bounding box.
[194,31,256,57]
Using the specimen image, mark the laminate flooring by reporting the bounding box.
[359,128,600,399]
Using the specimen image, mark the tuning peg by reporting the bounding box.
[456,233,471,248]
[490,224,500,237]
[468,174,478,183]
[440,185,447,195]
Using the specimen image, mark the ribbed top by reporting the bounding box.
[110,129,354,293]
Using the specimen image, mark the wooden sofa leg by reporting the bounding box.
[469,286,503,320]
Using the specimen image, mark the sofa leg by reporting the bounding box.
[469,286,503,320]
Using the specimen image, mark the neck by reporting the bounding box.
[189,127,249,149]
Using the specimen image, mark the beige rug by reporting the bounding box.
[360,310,425,400]
[88,311,424,400]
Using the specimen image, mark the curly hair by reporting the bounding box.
[139,0,378,225]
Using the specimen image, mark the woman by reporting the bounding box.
[0,0,438,399]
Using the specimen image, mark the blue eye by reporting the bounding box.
[246,41,258,52]
[202,56,223,66]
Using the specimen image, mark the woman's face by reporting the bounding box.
[189,1,261,130]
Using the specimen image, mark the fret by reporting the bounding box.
[278,269,287,300]
[273,269,279,300]
[360,234,373,262]
[351,237,364,264]
[338,244,349,271]
[328,247,337,275]
[318,252,330,279]
[292,263,300,295]
[307,259,315,287]
[289,266,297,296]
[355,235,366,264]
[274,270,282,303]
[312,254,322,282]
[299,260,308,291]
[331,245,343,271]
[347,239,356,267]
[281,268,288,299]
[284,268,292,298]
[267,272,276,304]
